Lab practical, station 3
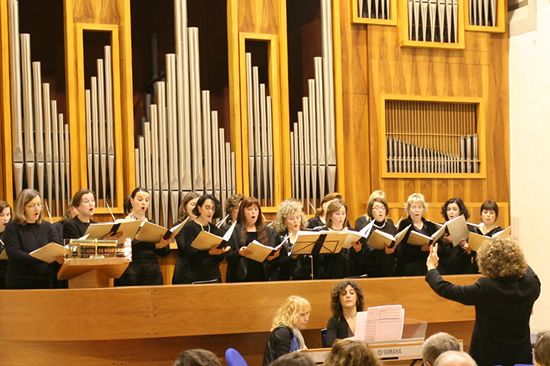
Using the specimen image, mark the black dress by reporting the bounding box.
[272,230,312,281]
[351,216,397,277]
[437,225,477,275]
[396,217,438,276]
[115,219,170,286]
[326,316,352,347]
[426,266,540,366]
[0,231,7,289]
[226,224,280,282]
[3,220,61,289]
[173,220,225,284]
[313,226,349,279]
[63,217,96,239]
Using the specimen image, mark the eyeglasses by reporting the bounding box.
[26,204,43,210]
[372,206,386,212]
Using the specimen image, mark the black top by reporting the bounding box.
[0,231,7,289]
[262,326,294,366]
[312,226,349,279]
[326,316,352,347]
[173,220,225,284]
[307,216,324,230]
[115,219,170,286]
[396,217,438,276]
[352,216,397,277]
[3,220,61,289]
[426,267,540,366]
[226,224,280,282]
[272,231,312,281]
[63,217,96,240]
[437,224,477,275]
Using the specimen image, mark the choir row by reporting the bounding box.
[0,188,504,289]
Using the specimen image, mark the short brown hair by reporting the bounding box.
[324,339,383,366]
[477,236,527,279]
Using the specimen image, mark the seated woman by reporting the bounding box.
[476,200,503,236]
[262,295,311,366]
[307,192,342,229]
[273,198,310,281]
[174,194,229,284]
[324,339,383,366]
[3,189,62,289]
[326,281,365,347]
[426,237,540,366]
[352,190,397,277]
[396,193,438,276]
[437,197,476,274]
[226,197,280,282]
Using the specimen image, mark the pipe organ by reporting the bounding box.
[0,0,509,228]
[7,0,71,217]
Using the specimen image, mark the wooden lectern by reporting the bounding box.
[58,258,130,288]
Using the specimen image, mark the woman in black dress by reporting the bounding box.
[426,237,540,366]
[437,197,476,274]
[3,189,62,289]
[396,193,438,276]
[476,199,503,237]
[226,197,280,282]
[307,192,342,229]
[115,187,172,286]
[173,194,229,284]
[0,200,12,288]
[352,190,397,277]
[326,281,365,347]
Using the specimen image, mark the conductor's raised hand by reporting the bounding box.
[426,243,439,271]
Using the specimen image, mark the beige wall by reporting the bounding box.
[509,0,550,332]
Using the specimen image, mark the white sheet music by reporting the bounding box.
[355,305,404,342]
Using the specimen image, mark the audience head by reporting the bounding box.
[13,189,43,225]
[178,192,201,222]
[477,236,527,279]
[275,198,307,233]
[480,200,499,225]
[271,295,311,331]
[224,193,244,224]
[324,339,383,366]
[316,192,343,217]
[173,349,221,366]
[237,197,263,228]
[192,194,221,221]
[0,200,12,230]
[535,330,550,366]
[325,199,348,230]
[422,332,461,366]
[366,190,389,221]
[441,198,469,221]
[433,351,477,366]
[330,281,364,319]
[269,352,315,366]
[405,193,428,217]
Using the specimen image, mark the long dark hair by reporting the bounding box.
[237,197,268,245]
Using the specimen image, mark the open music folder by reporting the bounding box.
[134,220,185,243]
[468,226,511,252]
[84,219,143,244]
[407,223,446,246]
[367,225,411,250]
[191,222,236,251]
[244,240,285,263]
[354,305,405,342]
[29,242,67,263]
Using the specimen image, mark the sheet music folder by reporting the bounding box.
[290,231,347,255]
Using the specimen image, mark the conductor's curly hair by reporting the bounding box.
[477,236,527,279]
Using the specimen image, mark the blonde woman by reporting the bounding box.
[396,193,438,276]
[262,295,311,366]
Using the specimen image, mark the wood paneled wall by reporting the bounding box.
[0,275,479,365]
[335,0,510,222]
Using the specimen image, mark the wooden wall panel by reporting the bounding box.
[336,7,509,223]
[237,0,279,34]
[0,276,478,365]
